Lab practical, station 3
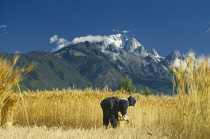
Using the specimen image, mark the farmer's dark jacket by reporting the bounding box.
[112,96,136,115]
[116,98,129,115]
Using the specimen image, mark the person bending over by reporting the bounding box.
[100,96,136,128]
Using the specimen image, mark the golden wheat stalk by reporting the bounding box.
[171,52,209,135]
[0,55,34,128]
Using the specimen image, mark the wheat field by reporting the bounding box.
[0,53,209,139]
[0,88,208,139]
[0,89,184,138]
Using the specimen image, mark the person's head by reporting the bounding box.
[127,96,136,106]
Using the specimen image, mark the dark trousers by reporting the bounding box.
[100,97,118,128]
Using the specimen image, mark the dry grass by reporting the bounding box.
[0,125,180,139]
[2,89,179,138]
[8,88,208,139]
[13,89,175,128]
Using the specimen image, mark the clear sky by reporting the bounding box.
[0,0,210,57]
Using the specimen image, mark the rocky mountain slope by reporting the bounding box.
[0,34,183,94]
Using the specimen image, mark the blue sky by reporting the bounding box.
[0,0,210,56]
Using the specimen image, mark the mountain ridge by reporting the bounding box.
[0,34,183,94]
[51,33,183,94]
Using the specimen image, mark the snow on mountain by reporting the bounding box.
[124,38,142,52]
[52,34,179,83]
[102,34,143,52]
[51,34,165,62]
[147,48,164,62]
[134,46,148,57]
[103,34,125,48]
[100,34,157,60]
[147,49,158,56]
[102,34,166,62]
[102,34,150,57]
[51,34,143,52]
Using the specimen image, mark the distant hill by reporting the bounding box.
[0,34,184,94]
[0,51,93,90]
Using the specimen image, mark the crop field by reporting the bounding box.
[0,88,208,139]
[0,54,209,139]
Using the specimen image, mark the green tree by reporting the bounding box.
[139,86,151,96]
[117,75,136,94]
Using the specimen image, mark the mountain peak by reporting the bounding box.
[109,33,123,38]
[167,49,181,60]
[52,33,144,53]
[103,34,125,48]
[163,49,183,66]
[102,34,144,54]
[53,34,166,62]
[147,48,159,56]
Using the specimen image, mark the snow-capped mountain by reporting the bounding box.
[100,34,143,52]
[100,34,167,65]
[52,33,166,63]
[0,34,183,94]
[54,33,179,72]
[103,34,144,53]
[54,33,182,67]
[52,34,184,94]
[163,49,184,67]
[76,34,162,61]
